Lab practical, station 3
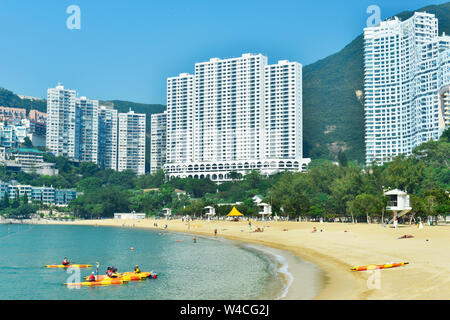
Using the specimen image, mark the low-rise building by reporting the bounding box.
[0,180,79,205]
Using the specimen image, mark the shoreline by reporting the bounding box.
[48,218,450,300]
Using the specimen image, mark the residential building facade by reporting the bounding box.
[117,110,146,175]
[98,105,118,170]
[46,85,77,159]
[150,111,166,174]
[153,53,310,182]
[75,96,99,163]
[364,12,450,165]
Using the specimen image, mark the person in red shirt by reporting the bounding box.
[88,272,96,282]
[62,257,70,266]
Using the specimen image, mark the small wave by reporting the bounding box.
[242,244,293,300]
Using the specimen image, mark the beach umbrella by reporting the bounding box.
[226,206,243,219]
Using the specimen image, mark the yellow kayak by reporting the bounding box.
[84,272,153,281]
[65,278,127,287]
[45,264,92,268]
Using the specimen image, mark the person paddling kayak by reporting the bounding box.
[134,265,141,273]
[107,266,119,278]
[88,272,96,282]
[62,257,70,266]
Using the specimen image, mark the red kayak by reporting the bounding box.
[351,262,409,271]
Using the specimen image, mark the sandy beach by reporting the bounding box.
[55,218,450,300]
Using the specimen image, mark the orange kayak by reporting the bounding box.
[45,264,92,268]
[351,262,409,271]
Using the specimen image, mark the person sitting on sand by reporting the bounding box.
[88,272,96,282]
[62,257,70,266]
[398,234,414,239]
[134,265,141,273]
[312,227,317,233]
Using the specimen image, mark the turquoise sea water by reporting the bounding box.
[0,224,284,300]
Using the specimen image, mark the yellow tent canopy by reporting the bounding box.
[227,206,243,217]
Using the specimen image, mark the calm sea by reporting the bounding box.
[0,224,290,300]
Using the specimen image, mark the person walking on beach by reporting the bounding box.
[214,229,217,236]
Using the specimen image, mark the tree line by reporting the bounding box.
[1,130,448,222]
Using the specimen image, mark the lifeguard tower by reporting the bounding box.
[203,206,216,221]
[162,208,172,220]
[258,202,272,221]
[384,189,412,227]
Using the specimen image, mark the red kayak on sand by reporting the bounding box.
[351,262,409,271]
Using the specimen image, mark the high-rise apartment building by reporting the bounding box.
[46,85,77,159]
[75,96,98,163]
[153,53,310,182]
[118,110,146,175]
[439,35,450,129]
[150,111,166,174]
[363,12,450,165]
[46,85,147,174]
[166,73,194,165]
[46,85,99,163]
[264,60,303,160]
[98,104,118,170]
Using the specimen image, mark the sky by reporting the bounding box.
[0,0,448,104]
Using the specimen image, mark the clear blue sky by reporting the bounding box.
[0,0,448,104]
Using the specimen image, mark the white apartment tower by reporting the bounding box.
[364,12,450,165]
[150,111,167,174]
[438,35,450,129]
[118,110,146,175]
[98,105,118,170]
[166,73,194,164]
[75,96,98,163]
[264,60,303,159]
[46,85,77,159]
[155,53,310,182]
[46,85,100,163]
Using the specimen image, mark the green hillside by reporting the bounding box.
[302,1,450,163]
[0,88,46,113]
